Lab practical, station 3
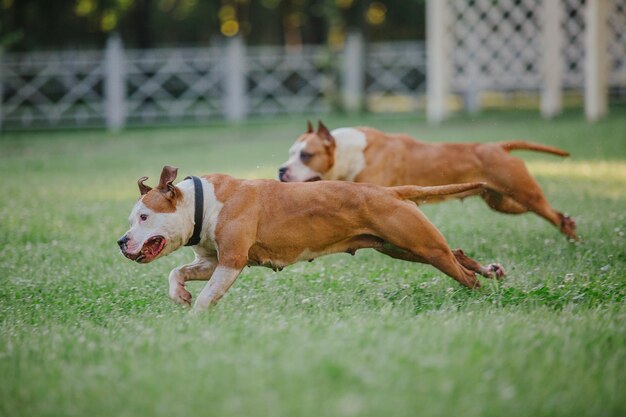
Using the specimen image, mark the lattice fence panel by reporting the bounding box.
[562,0,586,88]
[365,41,427,95]
[449,0,543,93]
[246,45,330,115]
[451,0,626,92]
[562,0,626,89]
[1,51,104,128]
[125,47,223,124]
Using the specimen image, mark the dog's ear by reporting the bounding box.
[137,176,152,196]
[317,120,335,146]
[157,165,178,191]
[157,165,182,202]
[306,120,313,133]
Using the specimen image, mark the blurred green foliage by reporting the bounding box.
[0,0,426,51]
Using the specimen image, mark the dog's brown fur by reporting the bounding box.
[119,167,505,310]
[280,122,577,239]
[207,175,499,289]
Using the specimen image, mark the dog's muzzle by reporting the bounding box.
[278,166,288,182]
[117,235,129,251]
[118,235,166,263]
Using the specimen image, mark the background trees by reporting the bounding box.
[0,0,426,51]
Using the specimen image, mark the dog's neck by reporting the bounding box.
[322,128,368,181]
[176,177,223,251]
[169,180,196,248]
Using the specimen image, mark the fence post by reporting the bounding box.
[341,31,365,113]
[104,34,126,131]
[585,0,609,121]
[223,36,247,121]
[427,0,450,124]
[541,0,563,119]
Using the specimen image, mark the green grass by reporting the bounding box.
[1,109,625,417]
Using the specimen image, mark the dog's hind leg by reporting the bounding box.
[481,153,576,239]
[481,189,528,214]
[376,244,505,283]
[452,249,505,279]
[370,205,485,288]
[500,185,576,240]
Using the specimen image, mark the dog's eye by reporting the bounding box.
[300,151,313,162]
[140,214,148,221]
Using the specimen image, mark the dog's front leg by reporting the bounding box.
[192,265,243,312]
[168,257,217,306]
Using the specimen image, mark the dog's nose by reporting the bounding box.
[117,235,129,250]
[278,166,288,181]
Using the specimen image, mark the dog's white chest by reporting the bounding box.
[328,128,367,181]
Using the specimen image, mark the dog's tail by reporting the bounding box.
[499,140,570,157]
[392,182,485,204]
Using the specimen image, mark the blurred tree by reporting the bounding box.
[0,0,425,51]
[130,0,154,48]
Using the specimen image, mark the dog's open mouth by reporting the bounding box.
[305,176,322,182]
[124,236,166,263]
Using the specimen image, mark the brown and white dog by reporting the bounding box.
[118,166,504,311]
[278,121,577,239]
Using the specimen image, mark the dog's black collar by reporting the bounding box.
[184,176,204,246]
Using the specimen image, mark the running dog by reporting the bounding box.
[118,166,505,311]
[278,121,576,239]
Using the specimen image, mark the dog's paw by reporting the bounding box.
[487,263,506,279]
[169,285,193,306]
[560,214,578,241]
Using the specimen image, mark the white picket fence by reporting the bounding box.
[0,36,427,130]
[450,0,626,92]
[429,0,626,122]
[1,50,107,128]
[1,0,625,130]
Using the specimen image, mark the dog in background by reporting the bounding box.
[279,121,576,240]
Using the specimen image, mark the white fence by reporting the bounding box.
[123,46,224,125]
[1,0,625,130]
[0,36,427,130]
[1,50,106,128]
[429,0,626,122]
[448,0,626,92]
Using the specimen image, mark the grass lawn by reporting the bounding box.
[1,109,625,417]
